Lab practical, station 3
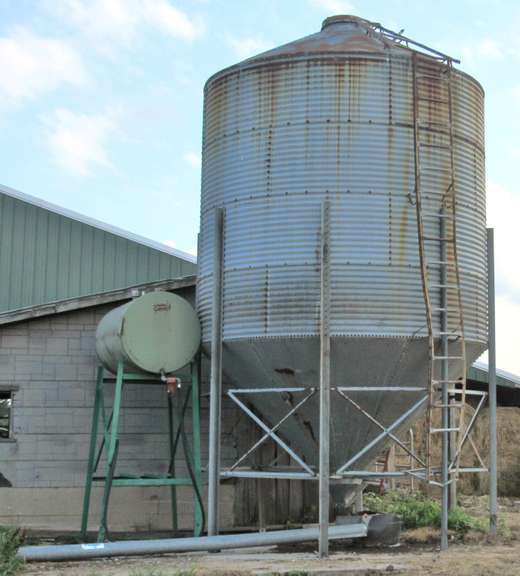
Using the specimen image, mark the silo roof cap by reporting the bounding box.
[206,15,461,88]
[321,15,368,29]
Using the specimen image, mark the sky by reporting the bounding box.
[0,0,519,374]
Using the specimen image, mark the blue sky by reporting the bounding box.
[0,0,519,372]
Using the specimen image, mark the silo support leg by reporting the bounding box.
[208,208,225,536]
[487,228,498,538]
[319,200,331,559]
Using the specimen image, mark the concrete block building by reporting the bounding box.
[0,278,239,532]
[0,184,213,532]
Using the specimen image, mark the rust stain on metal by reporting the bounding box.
[275,367,296,376]
[399,205,408,265]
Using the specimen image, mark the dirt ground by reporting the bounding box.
[19,497,520,576]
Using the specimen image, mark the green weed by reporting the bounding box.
[0,527,24,576]
[364,491,485,533]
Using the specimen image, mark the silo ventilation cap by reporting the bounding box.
[321,15,367,29]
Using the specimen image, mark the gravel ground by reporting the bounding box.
[19,497,520,576]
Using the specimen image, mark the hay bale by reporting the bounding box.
[407,406,520,496]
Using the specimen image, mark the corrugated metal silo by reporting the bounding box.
[198,16,486,477]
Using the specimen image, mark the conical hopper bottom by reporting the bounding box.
[222,336,486,474]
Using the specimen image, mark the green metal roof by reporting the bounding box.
[469,362,520,390]
[0,184,196,314]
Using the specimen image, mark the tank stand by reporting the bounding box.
[80,358,203,542]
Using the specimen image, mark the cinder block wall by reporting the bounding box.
[0,303,239,532]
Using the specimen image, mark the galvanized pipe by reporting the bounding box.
[208,208,225,536]
[18,524,368,563]
[440,207,449,551]
[319,200,331,558]
[487,227,498,537]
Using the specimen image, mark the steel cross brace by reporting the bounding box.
[223,387,317,479]
[334,389,429,476]
[333,387,489,484]
[448,389,488,473]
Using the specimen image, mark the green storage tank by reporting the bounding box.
[95,291,200,375]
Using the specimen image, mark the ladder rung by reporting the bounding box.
[419,142,451,150]
[418,120,452,129]
[428,260,454,266]
[430,427,460,433]
[436,331,463,336]
[418,96,450,104]
[421,212,455,220]
[432,403,464,408]
[433,355,463,360]
[429,283,459,289]
[423,236,454,242]
[432,379,462,384]
[416,73,449,82]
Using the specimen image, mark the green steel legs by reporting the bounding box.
[191,356,203,536]
[81,359,203,542]
[81,366,104,540]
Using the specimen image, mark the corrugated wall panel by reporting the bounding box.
[198,24,487,345]
[0,192,196,313]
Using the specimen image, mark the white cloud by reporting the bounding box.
[142,0,205,40]
[487,180,520,299]
[0,28,87,107]
[308,0,355,13]
[476,180,520,375]
[477,38,503,60]
[47,0,204,50]
[227,36,273,60]
[478,295,520,376]
[460,37,504,68]
[183,151,201,168]
[41,108,122,176]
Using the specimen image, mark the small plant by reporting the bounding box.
[364,491,485,534]
[0,527,24,576]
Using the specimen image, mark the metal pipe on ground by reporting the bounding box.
[18,524,368,563]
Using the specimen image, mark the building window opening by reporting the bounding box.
[0,391,12,439]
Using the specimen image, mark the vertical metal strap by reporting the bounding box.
[411,52,434,483]
[446,61,468,483]
[208,207,225,536]
[319,200,331,558]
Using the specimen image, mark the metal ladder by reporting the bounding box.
[412,53,467,485]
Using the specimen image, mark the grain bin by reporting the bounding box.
[96,291,200,375]
[198,16,486,476]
